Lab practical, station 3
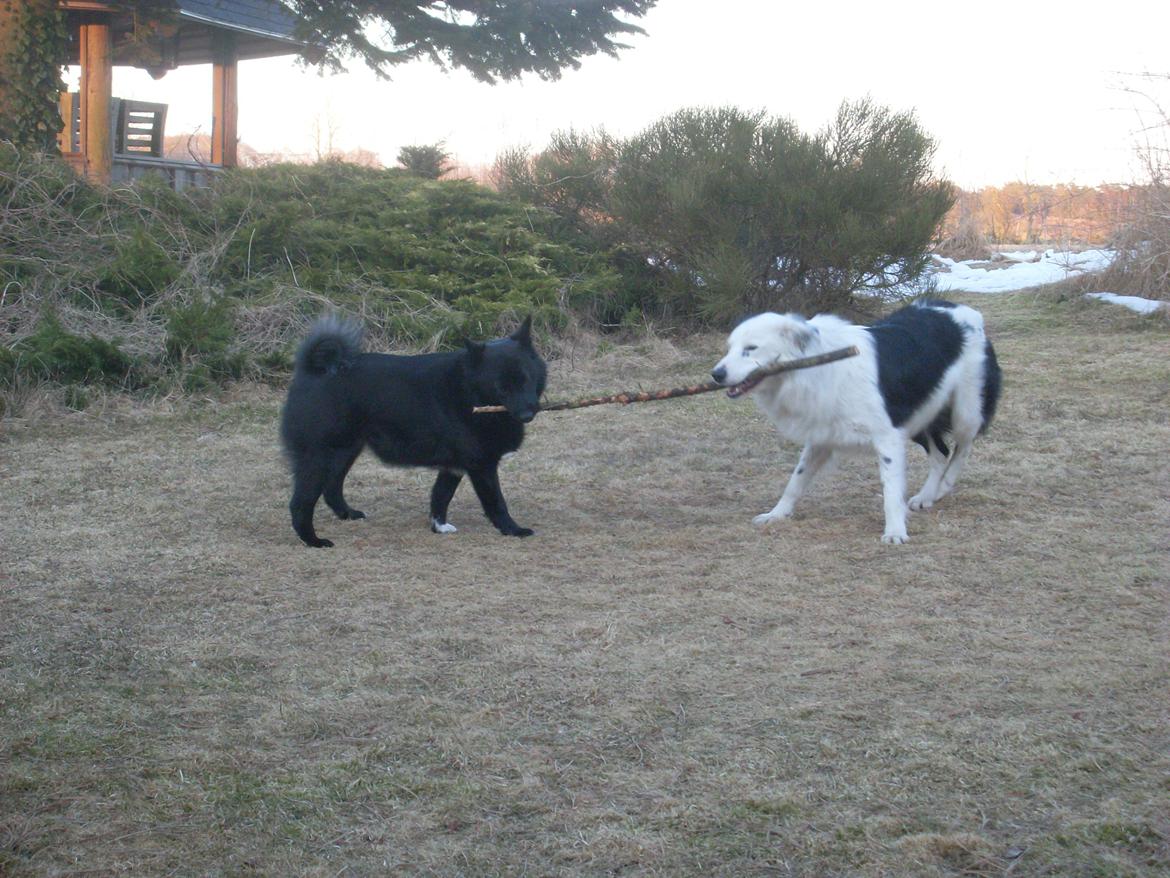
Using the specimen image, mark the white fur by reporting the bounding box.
[712,305,993,544]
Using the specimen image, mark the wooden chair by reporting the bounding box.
[57,94,168,158]
[114,99,167,157]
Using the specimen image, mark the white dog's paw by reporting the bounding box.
[881,531,909,545]
[753,510,792,526]
[430,518,458,534]
[908,493,934,511]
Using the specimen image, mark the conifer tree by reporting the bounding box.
[292,1,655,81]
[397,142,452,178]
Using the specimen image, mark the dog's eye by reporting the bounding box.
[742,345,757,356]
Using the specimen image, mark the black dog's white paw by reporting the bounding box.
[431,518,458,534]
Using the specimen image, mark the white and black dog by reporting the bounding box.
[710,299,1001,543]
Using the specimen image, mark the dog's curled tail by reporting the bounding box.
[295,316,364,376]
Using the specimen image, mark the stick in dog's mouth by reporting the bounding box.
[726,375,765,398]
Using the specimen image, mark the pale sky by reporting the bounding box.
[75,0,1170,188]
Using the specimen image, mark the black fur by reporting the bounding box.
[867,301,966,429]
[280,316,546,547]
[868,299,1002,458]
[980,339,1001,429]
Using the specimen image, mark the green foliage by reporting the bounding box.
[610,101,954,320]
[209,161,613,340]
[0,0,67,151]
[165,298,245,380]
[97,226,182,307]
[5,314,132,386]
[165,298,234,361]
[397,143,453,179]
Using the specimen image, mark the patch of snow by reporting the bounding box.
[1084,292,1169,315]
[999,250,1040,263]
[929,248,1116,294]
[1054,249,1114,272]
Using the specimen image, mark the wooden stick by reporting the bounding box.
[473,345,859,414]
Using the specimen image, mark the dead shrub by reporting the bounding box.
[1097,75,1170,301]
[1097,181,1170,301]
[935,200,993,261]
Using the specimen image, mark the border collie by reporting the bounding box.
[280,316,546,547]
[710,299,1001,543]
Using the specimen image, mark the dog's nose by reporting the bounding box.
[711,366,727,384]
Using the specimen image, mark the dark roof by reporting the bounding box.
[175,0,307,62]
[178,0,299,44]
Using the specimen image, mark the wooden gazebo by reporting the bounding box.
[59,0,308,186]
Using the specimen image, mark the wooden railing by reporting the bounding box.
[112,155,220,191]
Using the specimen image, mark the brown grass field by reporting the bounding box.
[1,292,1168,876]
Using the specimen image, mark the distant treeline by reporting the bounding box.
[942,182,1141,246]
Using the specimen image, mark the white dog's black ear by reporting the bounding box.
[781,315,818,352]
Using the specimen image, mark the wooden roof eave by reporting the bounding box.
[60,0,311,66]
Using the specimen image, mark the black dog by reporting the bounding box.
[280,316,546,547]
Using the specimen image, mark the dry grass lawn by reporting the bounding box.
[1,293,1168,876]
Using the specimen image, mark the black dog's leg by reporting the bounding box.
[322,443,366,521]
[468,465,533,537]
[429,469,463,534]
[290,456,333,548]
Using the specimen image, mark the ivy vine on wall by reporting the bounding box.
[0,0,67,151]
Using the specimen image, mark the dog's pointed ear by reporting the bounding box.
[510,315,533,348]
[464,339,486,365]
[782,315,818,353]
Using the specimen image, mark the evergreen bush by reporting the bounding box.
[610,100,954,320]
[208,161,616,340]
[6,313,133,385]
[97,226,182,308]
[164,297,245,380]
[397,143,453,179]
[1,152,625,409]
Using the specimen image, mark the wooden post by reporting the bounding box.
[211,32,238,168]
[79,18,112,183]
